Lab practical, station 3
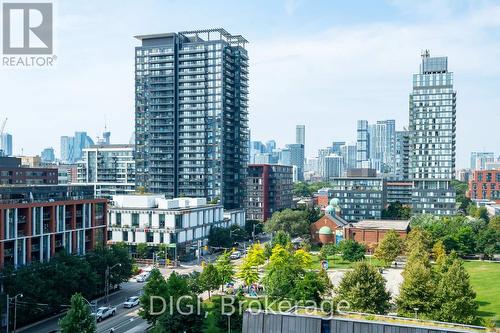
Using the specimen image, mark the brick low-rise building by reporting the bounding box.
[0,185,107,268]
[246,164,293,221]
[0,157,58,185]
[468,169,500,203]
[345,219,410,250]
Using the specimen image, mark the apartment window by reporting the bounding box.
[123,231,128,242]
[159,214,165,228]
[132,213,139,227]
[146,232,154,243]
[175,215,183,229]
[116,213,122,226]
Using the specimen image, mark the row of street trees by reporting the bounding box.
[2,243,133,328]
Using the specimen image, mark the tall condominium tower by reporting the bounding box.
[134,29,249,209]
[296,125,305,146]
[409,50,456,215]
[356,120,369,168]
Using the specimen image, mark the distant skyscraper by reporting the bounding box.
[356,120,369,167]
[60,132,94,163]
[134,29,249,209]
[369,120,396,173]
[60,136,73,163]
[409,50,456,215]
[265,140,276,153]
[0,133,13,156]
[41,147,55,163]
[296,124,305,146]
[323,154,344,181]
[331,141,346,156]
[340,144,357,172]
[286,143,305,181]
[470,152,495,171]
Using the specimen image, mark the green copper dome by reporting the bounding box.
[318,226,332,235]
[325,205,334,214]
[330,198,340,207]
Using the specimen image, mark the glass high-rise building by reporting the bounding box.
[296,125,305,146]
[409,50,456,215]
[0,133,13,157]
[134,29,249,209]
[356,120,369,167]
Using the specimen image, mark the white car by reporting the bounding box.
[136,273,150,282]
[229,251,241,260]
[123,296,140,308]
[92,306,116,322]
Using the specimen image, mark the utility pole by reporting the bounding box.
[6,293,22,333]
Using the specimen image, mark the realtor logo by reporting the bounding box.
[2,2,53,54]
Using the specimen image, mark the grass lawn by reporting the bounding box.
[309,254,385,270]
[463,260,500,326]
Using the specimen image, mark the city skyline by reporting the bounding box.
[1,0,500,168]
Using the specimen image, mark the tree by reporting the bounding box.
[374,230,404,267]
[338,240,366,262]
[382,201,412,220]
[264,209,310,237]
[184,271,204,295]
[335,262,391,314]
[208,227,232,248]
[136,243,149,259]
[292,271,329,304]
[433,257,478,324]
[262,245,300,299]
[229,224,248,242]
[475,227,499,259]
[396,253,435,317]
[246,243,266,266]
[214,251,235,291]
[202,296,244,333]
[151,273,204,333]
[271,230,292,249]
[294,248,312,267]
[236,260,259,288]
[200,263,221,299]
[139,269,168,324]
[245,220,264,238]
[319,243,337,260]
[432,240,447,265]
[59,293,96,333]
[405,226,432,255]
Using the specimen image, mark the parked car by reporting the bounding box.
[123,296,140,308]
[229,251,241,260]
[92,306,116,322]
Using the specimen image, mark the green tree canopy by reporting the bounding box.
[59,293,96,333]
[338,240,366,262]
[139,269,168,324]
[336,262,391,314]
[382,201,412,220]
[200,263,222,299]
[374,230,404,267]
[264,209,310,237]
[433,257,478,324]
[214,251,235,291]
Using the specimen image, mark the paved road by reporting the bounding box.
[19,282,147,333]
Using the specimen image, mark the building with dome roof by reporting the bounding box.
[310,203,348,244]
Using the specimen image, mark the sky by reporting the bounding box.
[1,0,499,168]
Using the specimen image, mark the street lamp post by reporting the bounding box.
[6,293,23,333]
[105,263,122,305]
[81,296,97,327]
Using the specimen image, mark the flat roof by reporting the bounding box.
[349,220,410,231]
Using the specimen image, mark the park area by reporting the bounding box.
[463,261,500,326]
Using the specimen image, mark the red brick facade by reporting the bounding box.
[468,169,500,203]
